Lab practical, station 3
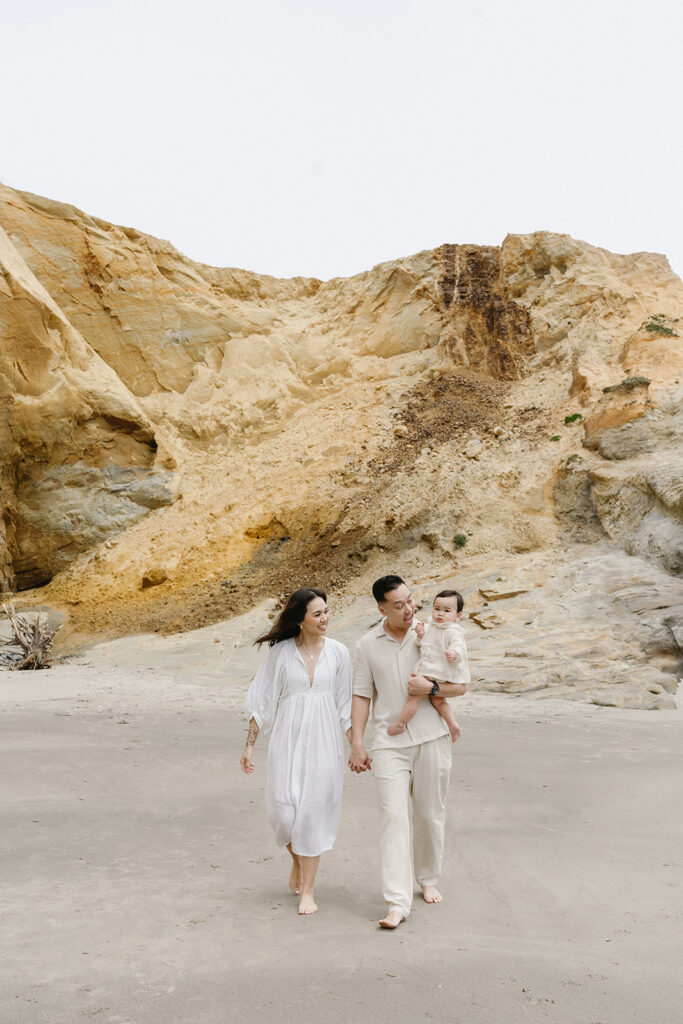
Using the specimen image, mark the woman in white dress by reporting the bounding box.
[240,588,352,915]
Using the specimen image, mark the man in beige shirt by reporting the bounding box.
[349,574,467,929]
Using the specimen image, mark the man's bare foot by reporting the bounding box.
[288,860,303,894]
[421,885,442,904]
[449,721,461,742]
[387,722,407,736]
[378,910,405,929]
[298,893,318,915]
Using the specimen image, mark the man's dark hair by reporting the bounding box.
[372,574,405,604]
[434,589,464,613]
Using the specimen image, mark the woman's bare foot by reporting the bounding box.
[298,893,318,915]
[287,844,303,894]
[378,910,405,929]
[288,860,303,894]
[387,722,407,736]
[421,884,442,903]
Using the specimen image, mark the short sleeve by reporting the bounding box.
[332,643,352,733]
[352,640,375,699]
[244,643,284,737]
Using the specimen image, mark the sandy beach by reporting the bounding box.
[2,646,682,1024]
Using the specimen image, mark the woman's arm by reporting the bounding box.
[240,717,259,774]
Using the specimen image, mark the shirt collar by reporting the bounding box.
[374,618,416,643]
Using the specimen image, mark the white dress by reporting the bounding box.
[245,637,352,857]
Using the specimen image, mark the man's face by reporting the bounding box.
[378,584,415,630]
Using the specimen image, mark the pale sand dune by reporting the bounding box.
[1,653,682,1024]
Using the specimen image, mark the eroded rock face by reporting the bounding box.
[1,184,681,707]
[0,220,178,591]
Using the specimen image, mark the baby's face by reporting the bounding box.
[432,596,460,623]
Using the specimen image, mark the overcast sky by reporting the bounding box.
[3,0,682,281]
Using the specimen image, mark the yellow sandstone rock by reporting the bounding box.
[0,183,681,668]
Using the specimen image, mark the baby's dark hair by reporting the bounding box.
[434,589,464,613]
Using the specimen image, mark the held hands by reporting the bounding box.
[414,620,426,639]
[240,743,255,774]
[348,742,372,773]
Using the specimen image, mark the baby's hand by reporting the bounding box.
[415,620,426,638]
[445,649,458,661]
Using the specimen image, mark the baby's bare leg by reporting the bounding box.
[388,694,421,736]
[430,695,461,742]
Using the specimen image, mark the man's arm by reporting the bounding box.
[349,641,374,772]
[407,673,467,698]
[348,695,372,772]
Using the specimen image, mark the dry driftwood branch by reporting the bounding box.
[1,603,61,670]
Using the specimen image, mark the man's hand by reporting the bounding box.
[407,672,433,696]
[348,742,372,773]
[414,620,425,639]
[445,648,458,661]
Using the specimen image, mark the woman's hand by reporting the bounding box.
[241,717,259,773]
[240,743,255,774]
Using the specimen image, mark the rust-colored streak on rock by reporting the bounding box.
[439,244,534,380]
[439,242,457,309]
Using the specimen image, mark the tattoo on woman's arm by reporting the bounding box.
[247,722,259,745]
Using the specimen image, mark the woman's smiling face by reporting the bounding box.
[300,596,329,639]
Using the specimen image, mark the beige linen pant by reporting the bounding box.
[372,735,452,917]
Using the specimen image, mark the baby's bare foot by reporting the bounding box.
[378,910,405,929]
[421,885,443,904]
[298,893,318,915]
[387,722,407,736]
[288,860,303,894]
[449,721,461,742]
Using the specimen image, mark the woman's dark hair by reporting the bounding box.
[435,589,464,612]
[254,588,327,647]
[372,574,405,603]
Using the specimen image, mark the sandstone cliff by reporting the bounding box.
[0,183,681,708]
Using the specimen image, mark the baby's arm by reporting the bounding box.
[414,620,425,644]
[444,626,466,662]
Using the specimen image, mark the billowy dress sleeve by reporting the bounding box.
[333,642,353,733]
[245,643,284,737]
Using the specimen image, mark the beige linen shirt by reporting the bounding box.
[353,620,450,751]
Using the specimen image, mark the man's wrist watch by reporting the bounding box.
[429,681,440,696]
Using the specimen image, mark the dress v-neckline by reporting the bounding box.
[295,638,326,687]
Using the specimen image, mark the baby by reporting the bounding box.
[388,588,469,742]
